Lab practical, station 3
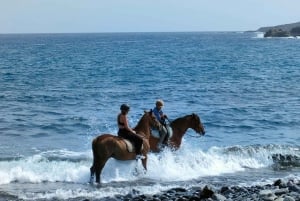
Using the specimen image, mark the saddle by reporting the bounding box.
[122,138,144,153]
[151,124,173,139]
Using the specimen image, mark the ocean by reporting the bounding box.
[0,32,299,200]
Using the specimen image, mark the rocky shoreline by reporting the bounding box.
[0,178,299,201]
[99,178,300,201]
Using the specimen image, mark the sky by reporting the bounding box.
[0,0,299,33]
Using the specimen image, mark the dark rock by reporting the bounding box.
[220,186,230,194]
[188,196,201,201]
[175,196,189,201]
[108,178,300,201]
[288,184,300,193]
[200,185,215,199]
[274,179,283,186]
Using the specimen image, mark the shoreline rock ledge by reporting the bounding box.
[96,178,300,201]
[257,21,300,37]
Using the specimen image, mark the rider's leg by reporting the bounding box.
[134,135,143,155]
[134,135,145,160]
[157,126,168,149]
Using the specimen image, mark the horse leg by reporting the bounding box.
[90,165,95,183]
[94,159,108,183]
[141,156,148,172]
[91,138,111,183]
[90,163,102,183]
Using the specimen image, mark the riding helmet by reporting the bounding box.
[120,104,130,111]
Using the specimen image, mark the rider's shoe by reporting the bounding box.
[136,155,145,160]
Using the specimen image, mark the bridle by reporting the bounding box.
[185,114,203,138]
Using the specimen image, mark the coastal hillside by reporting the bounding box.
[257,21,300,37]
[257,21,300,32]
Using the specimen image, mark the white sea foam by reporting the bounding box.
[18,183,183,200]
[1,144,296,185]
[254,32,264,38]
[1,144,299,200]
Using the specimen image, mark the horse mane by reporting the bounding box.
[170,113,198,126]
[133,110,152,132]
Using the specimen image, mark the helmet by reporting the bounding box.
[156,99,164,107]
[120,104,130,111]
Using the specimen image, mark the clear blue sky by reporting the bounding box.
[1,0,299,33]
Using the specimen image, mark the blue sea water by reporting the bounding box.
[0,32,299,200]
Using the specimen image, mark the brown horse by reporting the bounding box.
[149,113,205,152]
[90,110,162,183]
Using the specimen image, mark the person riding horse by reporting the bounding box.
[153,99,170,150]
[117,104,143,159]
[91,110,162,183]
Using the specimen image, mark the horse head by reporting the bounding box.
[191,113,205,135]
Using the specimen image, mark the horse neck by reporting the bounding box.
[134,117,150,138]
[171,115,193,137]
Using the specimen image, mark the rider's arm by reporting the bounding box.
[121,115,136,134]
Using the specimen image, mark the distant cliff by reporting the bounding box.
[257,21,300,37]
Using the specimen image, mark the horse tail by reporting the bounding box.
[90,137,98,183]
[91,137,98,166]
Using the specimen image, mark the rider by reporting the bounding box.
[153,99,169,149]
[117,104,144,158]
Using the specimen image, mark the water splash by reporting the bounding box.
[1,144,299,185]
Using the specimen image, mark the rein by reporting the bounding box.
[185,133,202,138]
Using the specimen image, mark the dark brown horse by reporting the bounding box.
[149,113,205,152]
[90,110,162,183]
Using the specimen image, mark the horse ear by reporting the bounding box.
[192,113,198,119]
[192,113,200,120]
[149,109,153,115]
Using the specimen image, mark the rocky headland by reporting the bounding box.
[257,21,300,38]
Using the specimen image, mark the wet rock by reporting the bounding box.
[283,196,295,201]
[274,179,283,186]
[220,186,230,194]
[287,182,300,193]
[212,193,226,201]
[274,188,289,196]
[259,189,277,201]
[200,185,215,199]
[187,196,201,201]
[116,178,300,201]
[173,187,187,193]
